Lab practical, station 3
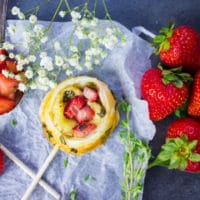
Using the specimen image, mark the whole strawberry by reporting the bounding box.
[149,117,200,172]
[141,66,192,121]
[188,70,200,118]
[153,23,200,71]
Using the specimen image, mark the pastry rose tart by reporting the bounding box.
[39,76,119,155]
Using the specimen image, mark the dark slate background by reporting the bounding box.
[6,1,200,200]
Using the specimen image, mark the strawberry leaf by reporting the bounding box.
[189,153,200,162]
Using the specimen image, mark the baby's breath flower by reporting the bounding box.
[69,45,78,53]
[3,42,14,50]
[29,81,37,90]
[37,69,46,77]
[0,54,6,61]
[7,24,17,35]
[59,10,66,18]
[90,18,98,27]
[65,69,73,76]
[81,18,90,28]
[40,51,47,58]
[74,28,86,40]
[15,74,23,81]
[33,24,44,33]
[41,36,48,43]
[25,67,34,79]
[29,15,37,24]
[94,58,100,65]
[88,31,97,40]
[16,63,24,71]
[55,55,64,66]
[40,56,53,71]
[54,41,61,50]
[71,10,81,23]
[85,61,92,69]
[9,53,15,59]
[18,83,27,92]
[67,54,79,67]
[28,55,36,62]
[11,6,20,16]
[48,80,56,89]
[18,12,25,20]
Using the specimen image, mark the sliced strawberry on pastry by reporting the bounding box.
[0,48,8,56]
[75,105,95,123]
[0,149,4,174]
[0,96,15,114]
[0,74,19,99]
[64,95,87,119]
[6,58,18,74]
[83,87,98,102]
[73,122,97,137]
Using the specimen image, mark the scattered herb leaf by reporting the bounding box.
[84,175,89,182]
[70,189,77,200]
[64,157,68,168]
[11,119,17,127]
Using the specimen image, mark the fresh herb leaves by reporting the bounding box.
[119,100,151,200]
[63,157,68,168]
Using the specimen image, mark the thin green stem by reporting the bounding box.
[64,0,71,12]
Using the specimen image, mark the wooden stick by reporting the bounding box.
[21,145,59,200]
[0,144,60,200]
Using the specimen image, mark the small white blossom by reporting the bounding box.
[40,51,47,58]
[29,81,37,90]
[37,69,46,77]
[69,45,78,53]
[54,41,61,50]
[33,24,43,33]
[11,6,20,16]
[106,27,114,35]
[68,55,79,67]
[71,10,81,23]
[90,18,98,27]
[18,83,27,92]
[25,67,34,79]
[9,53,15,59]
[59,10,66,18]
[2,70,9,78]
[29,15,37,24]
[0,54,6,61]
[18,12,25,20]
[74,28,86,39]
[3,42,14,50]
[94,58,100,65]
[15,74,23,81]
[7,24,17,35]
[41,36,48,43]
[28,55,36,62]
[65,69,73,76]
[88,31,97,40]
[85,61,92,69]
[40,56,53,71]
[81,18,90,27]
[16,63,24,71]
[49,80,56,89]
[55,55,64,66]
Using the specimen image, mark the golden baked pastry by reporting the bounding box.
[39,76,119,155]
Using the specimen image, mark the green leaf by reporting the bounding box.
[153,35,166,43]
[70,189,77,200]
[84,175,89,182]
[162,41,170,50]
[189,153,200,162]
[11,119,17,127]
[63,157,68,168]
[188,140,198,150]
[169,154,180,169]
[173,79,183,88]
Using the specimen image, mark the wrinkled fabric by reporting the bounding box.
[0,20,155,200]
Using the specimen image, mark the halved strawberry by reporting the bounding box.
[64,95,86,119]
[75,105,95,123]
[0,149,4,174]
[0,74,19,98]
[6,58,18,74]
[73,123,97,137]
[0,61,7,73]
[83,87,98,102]
[0,96,15,114]
[0,48,8,56]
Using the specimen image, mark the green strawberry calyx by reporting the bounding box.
[158,65,193,88]
[149,134,200,171]
[152,22,175,55]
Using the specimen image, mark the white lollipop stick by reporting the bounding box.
[21,145,59,200]
[0,144,60,200]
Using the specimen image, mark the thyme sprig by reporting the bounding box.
[119,100,151,200]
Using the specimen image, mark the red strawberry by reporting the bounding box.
[141,66,191,121]
[153,24,200,71]
[0,48,8,56]
[6,58,18,74]
[0,96,15,114]
[0,149,4,174]
[83,87,98,102]
[73,123,97,137]
[0,73,19,99]
[0,61,7,73]
[149,117,200,172]
[188,70,200,118]
[64,95,86,119]
[75,105,95,123]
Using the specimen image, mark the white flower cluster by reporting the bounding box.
[5,6,126,92]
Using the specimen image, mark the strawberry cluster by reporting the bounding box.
[63,87,99,137]
[141,24,200,172]
[0,49,25,115]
